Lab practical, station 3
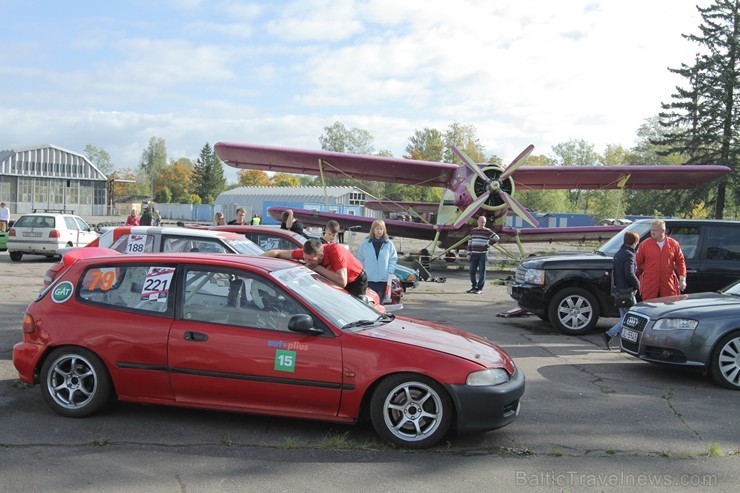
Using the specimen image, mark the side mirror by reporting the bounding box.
[288,314,323,335]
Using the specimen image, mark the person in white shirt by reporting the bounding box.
[0,202,10,233]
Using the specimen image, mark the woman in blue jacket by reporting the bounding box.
[356,220,398,301]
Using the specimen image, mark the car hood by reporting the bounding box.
[356,316,515,372]
[631,292,740,318]
[522,252,611,269]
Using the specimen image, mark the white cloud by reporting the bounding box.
[0,0,711,181]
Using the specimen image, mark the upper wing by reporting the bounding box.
[514,165,730,190]
[215,142,457,188]
[217,142,730,190]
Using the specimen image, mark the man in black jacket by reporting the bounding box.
[603,231,640,349]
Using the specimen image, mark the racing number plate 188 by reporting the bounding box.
[621,329,639,343]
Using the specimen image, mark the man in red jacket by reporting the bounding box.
[635,220,687,300]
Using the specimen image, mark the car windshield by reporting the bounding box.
[223,237,264,255]
[271,265,384,330]
[722,281,740,296]
[597,221,652,256]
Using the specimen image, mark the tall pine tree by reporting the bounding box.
[657,0,740,219]
[192,143,226,204]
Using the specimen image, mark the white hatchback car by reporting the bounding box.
[7,212,98,261]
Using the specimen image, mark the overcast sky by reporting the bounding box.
[1,0,708,182]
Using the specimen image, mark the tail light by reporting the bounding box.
[49,229,61,238]
[23,313,37,334]
[8,228,15,237]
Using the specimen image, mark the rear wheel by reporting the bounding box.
[9,251,22,261]
[370,373,453,448]
[547,287,600,335]
[40,347,113,417]
[710,332,740,390]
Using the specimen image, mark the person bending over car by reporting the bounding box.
[263,238,368,297]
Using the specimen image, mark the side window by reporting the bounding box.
[162,237,227,253]
[110,234,155,254]
[74,217,91,231]
[78,264,174,314]
[257,234,287,250]
[64,217,79,231]
[705,225,740,261]
[667,225,701,259]
[181,267,306,332]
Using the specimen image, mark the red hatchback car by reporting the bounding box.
[14,252,524,448]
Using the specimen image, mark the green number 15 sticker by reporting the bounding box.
[275,349,296,372]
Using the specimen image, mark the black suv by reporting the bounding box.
[508,219,740,335]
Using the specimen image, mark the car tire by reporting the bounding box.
[9,251,22,261]
[370,373,453,448]
[709,331,740,390]
[40,347,113,417]
[547,287,600,335]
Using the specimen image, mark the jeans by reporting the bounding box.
[469,252,487,290]
[606,307,628,338]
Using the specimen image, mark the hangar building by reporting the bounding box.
[214,186,380,225]
[0,144,108,216]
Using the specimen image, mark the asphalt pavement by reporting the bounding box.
[0,251,738,492]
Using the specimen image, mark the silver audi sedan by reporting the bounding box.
[620,280,740,390]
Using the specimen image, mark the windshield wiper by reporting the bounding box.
[342,313,395,330]
[342,319,377,330]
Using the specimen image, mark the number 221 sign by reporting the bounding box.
[141,267,176,301]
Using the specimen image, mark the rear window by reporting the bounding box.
[14,215,56,228]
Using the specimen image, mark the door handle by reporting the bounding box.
[184,331,209,342]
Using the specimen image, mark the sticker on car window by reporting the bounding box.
[126,234,148,254]
[141,267,176,302]
[51,281,74,303]
[87,268,118,291]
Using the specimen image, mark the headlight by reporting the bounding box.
[523,268,545,285]
[466,368,510,386]
[652,318,699,331]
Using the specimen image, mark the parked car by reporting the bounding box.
[197,225,420,291]
[7,212,98,261]
[13,252,524,448]
[620,280,740,390]
[43,226,262,288]
[508,219,740,335]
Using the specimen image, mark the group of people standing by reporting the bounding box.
[125,206,160,226]
[603,219,687,349]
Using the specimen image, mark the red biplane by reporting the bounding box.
[214,142,729,256]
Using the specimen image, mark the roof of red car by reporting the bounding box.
[70,250,298,274]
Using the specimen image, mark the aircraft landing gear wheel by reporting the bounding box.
[548,287,600,335]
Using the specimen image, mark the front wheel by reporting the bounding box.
[9,251,22,261]
[40,347,113,417]
[370,373,453,448]
[547,287,600,335]
[710,332,740,390]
